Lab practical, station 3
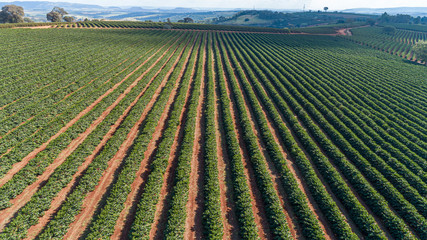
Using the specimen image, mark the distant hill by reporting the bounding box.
[213,10,374,28]
[0,1,238,22]
[343,7,427,16]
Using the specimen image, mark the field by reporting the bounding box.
[343,26,427,61]
[0,25,426,240]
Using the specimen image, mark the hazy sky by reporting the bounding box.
[12,0,427,10]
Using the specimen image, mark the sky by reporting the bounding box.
[9,0,427,10]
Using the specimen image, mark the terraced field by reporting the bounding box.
[0,26,426,239]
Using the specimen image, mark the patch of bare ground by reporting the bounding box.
[216,41,271,240]
[183,36,207,240]
[112,34,198,240]
[222,49,299,239]
[211,46,239,240]
[0,35,184,232]
[61,34,187,240]
[16,26,54,29]
[0,41,169,190]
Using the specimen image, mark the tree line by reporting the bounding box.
[0,4,74,24]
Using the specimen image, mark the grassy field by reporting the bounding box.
[0,24,426,239]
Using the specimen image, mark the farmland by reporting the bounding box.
[0,25,426,239]
[343,25,427,61]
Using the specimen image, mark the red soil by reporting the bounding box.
[62,33,186,240]
[184,36,207,240]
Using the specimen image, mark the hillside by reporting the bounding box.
[213,10,374,28]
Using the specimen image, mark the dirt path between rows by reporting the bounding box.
[211,44,240,240]
[62,33,186,240]
[0,43,166,190]
[111,34,197,240]
[216,40,271,239]
[0,35,180,233]
[184,35,207,240]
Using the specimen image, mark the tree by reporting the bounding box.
[47,7,68,22]
[383,25,396,35]
[367,18,376,26]
[0,5,25,23]
[24,17,33,23]
[413,41,427,65]
[183,17,194,23]
[324,7,328,12]
[414,16,421,24]
[63,16,75,22]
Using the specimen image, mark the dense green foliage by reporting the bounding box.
[0,25,426,240]
[344,26,427,61]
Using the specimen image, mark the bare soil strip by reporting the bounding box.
[112,35,198,240]
[225,52,299,238]
[61,35,187,240]
[212,49,240,240]
[0,43,168,189]
[0,36,183,232]
[217,42,270,240]
[184,39,207,240]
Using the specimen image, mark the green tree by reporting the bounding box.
[413,41,427,65]
[383,25,396,35]
[0,5,25,23]
[47,7,68,22]
[324,6,329,12]
[367,18,376,26]
[63,16,75,22]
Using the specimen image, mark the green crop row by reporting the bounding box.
[213,32,259,240]
[160,34,206,239]
[0,32,187,240]
[229,32,424,238]
[84,32,199,240]
[216,33,293,239]
[34,32,191,240]
[200,32,223,240]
